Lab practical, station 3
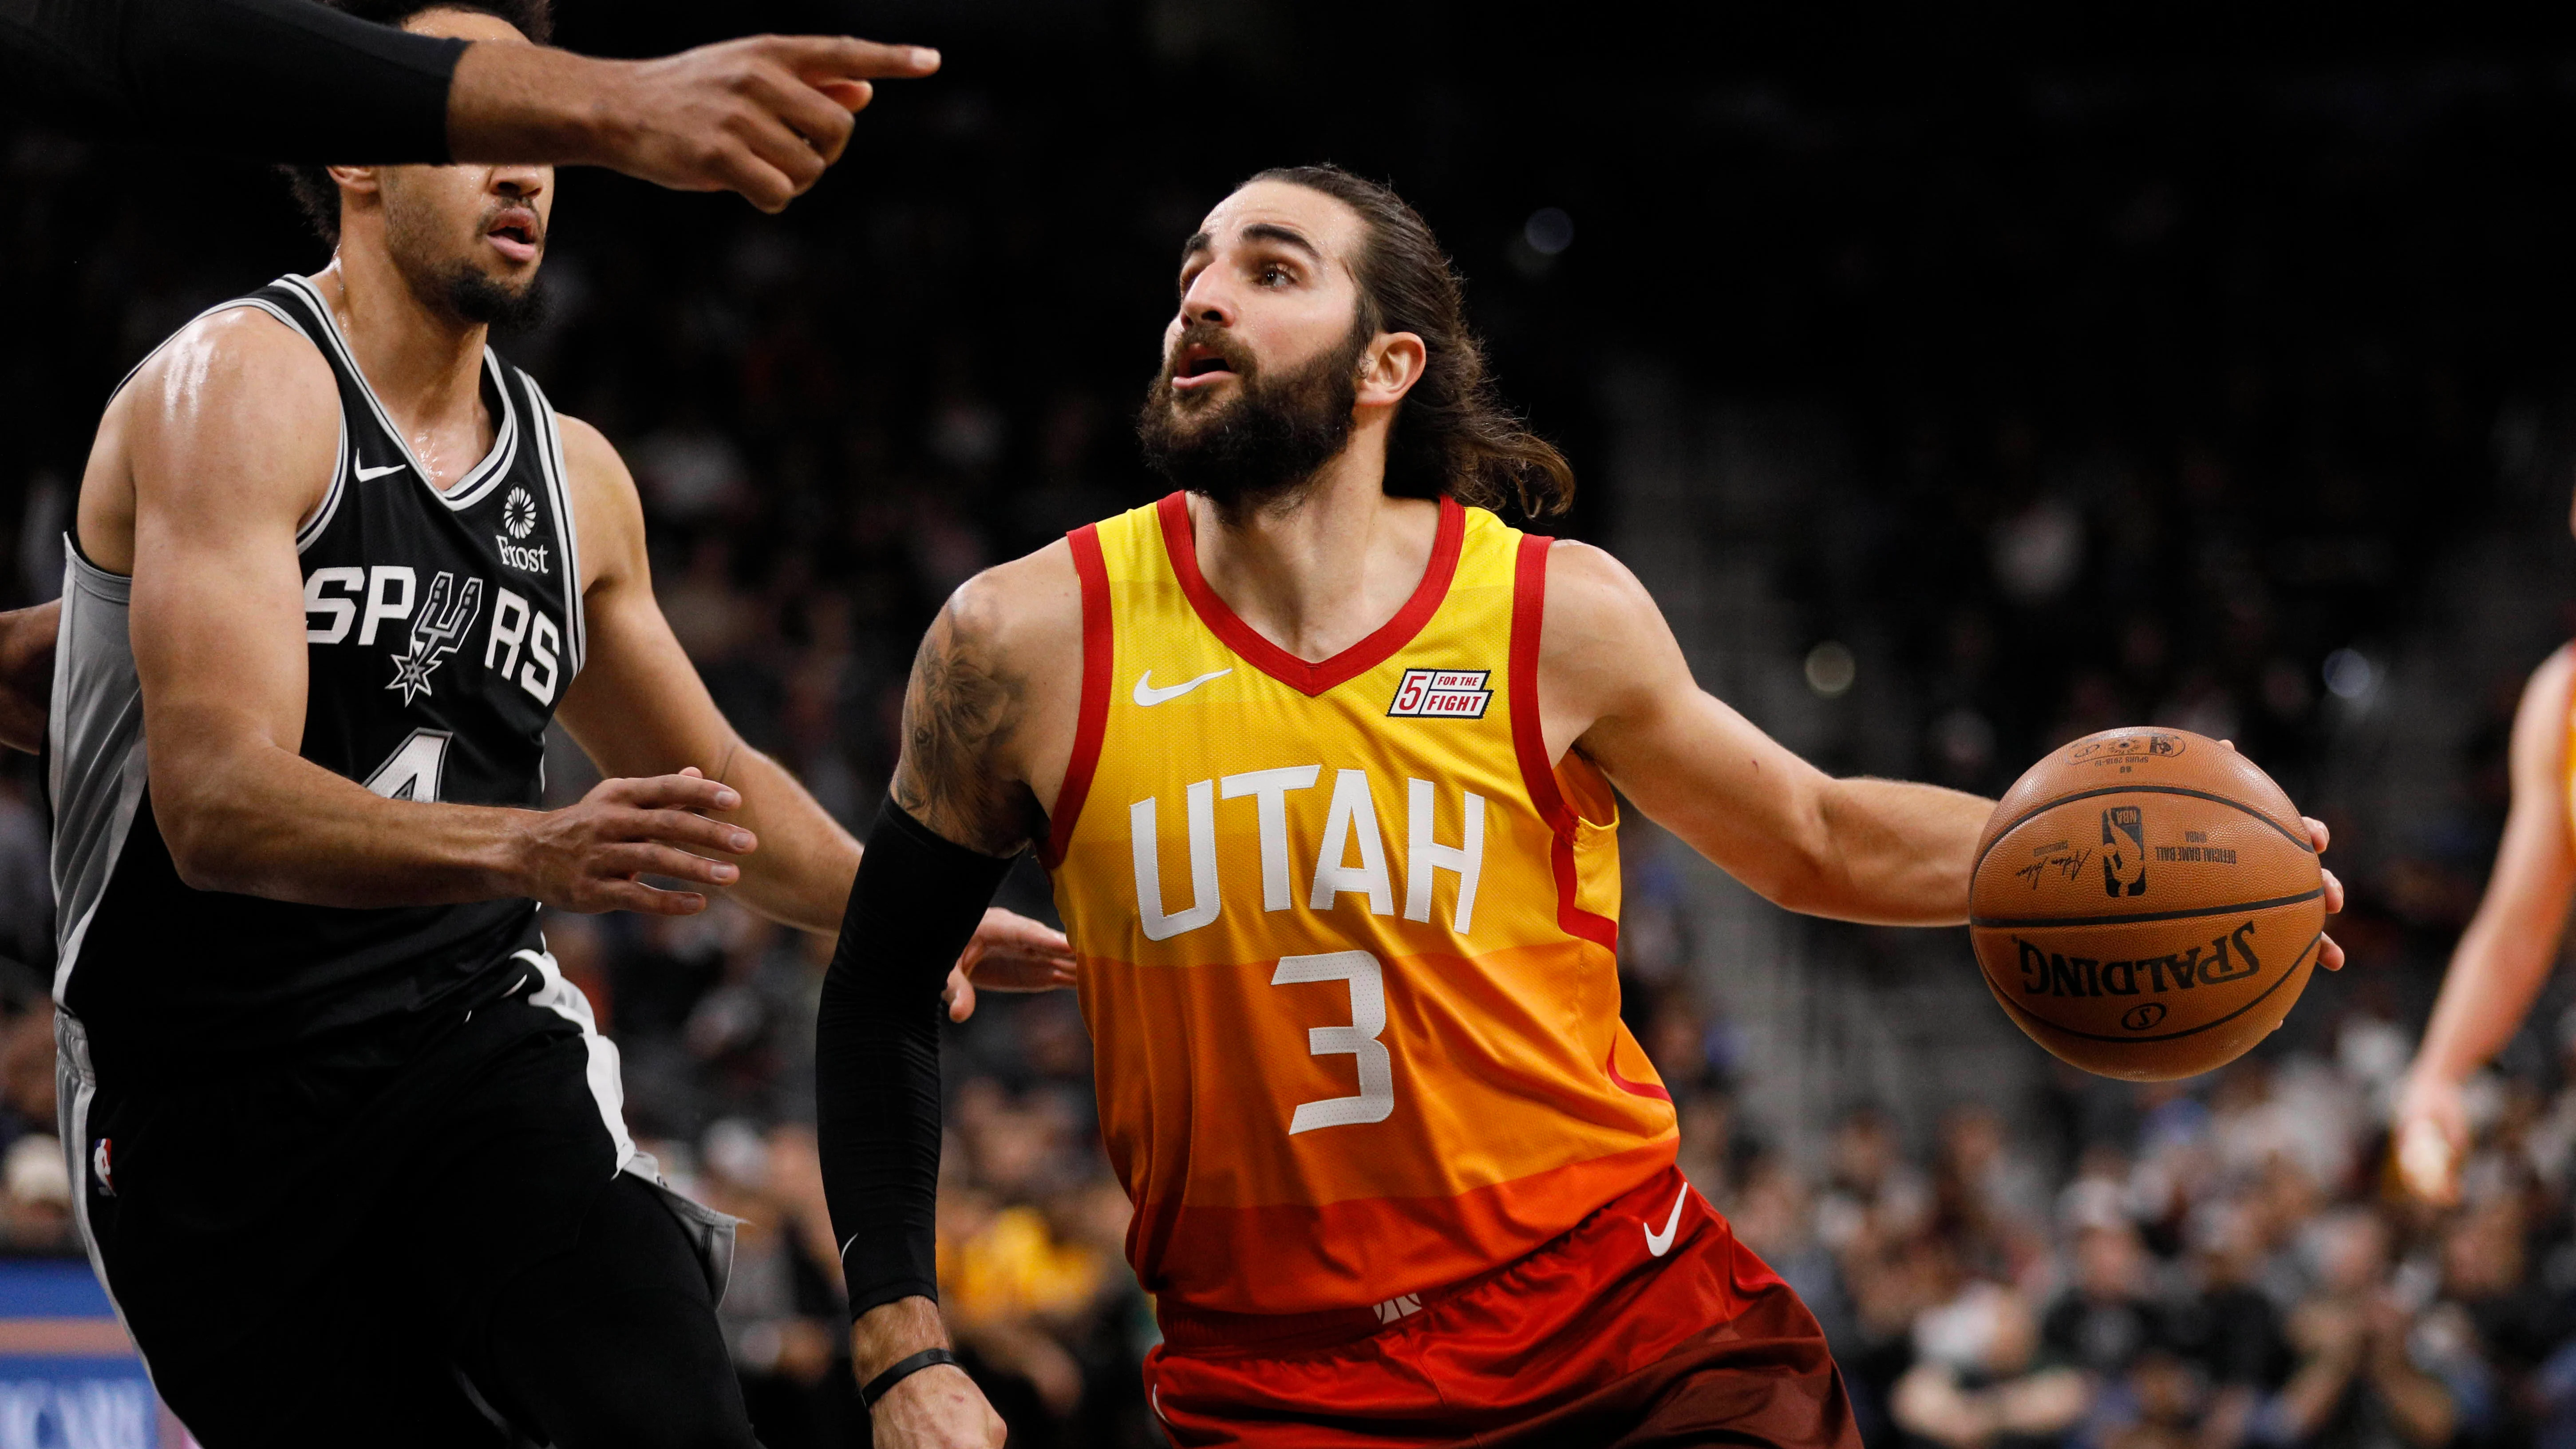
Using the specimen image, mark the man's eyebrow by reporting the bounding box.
[1176,223,1324,268]
[1241,223,1322,260]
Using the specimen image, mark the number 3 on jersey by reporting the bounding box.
[1272,950,1396,1134]
[363,728,454,802]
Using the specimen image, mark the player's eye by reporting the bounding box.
[1258,263,1293,287]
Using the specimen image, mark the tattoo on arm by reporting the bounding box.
[889,595,1041,857]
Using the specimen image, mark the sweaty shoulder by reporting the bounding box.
[82,305,339,571]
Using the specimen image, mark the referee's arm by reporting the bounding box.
[0,0,939,212]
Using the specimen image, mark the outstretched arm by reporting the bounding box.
[2396,646,2576,1201]
[2,0,937,213]
[1539,541,1991,924]
[0,600,56,754]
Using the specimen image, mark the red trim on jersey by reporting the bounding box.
[1604,1050,1672,1104]
[1509,533,1620,953]
[1157,491,1465,698]
[1044,524,1114,869]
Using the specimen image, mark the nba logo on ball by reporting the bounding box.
[2101,807,2146,897]
[1969,726,2327,1081]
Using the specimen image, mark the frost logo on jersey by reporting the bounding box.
[1387,668,1491,719]
[496,487,550,573]
[386,570,485,705]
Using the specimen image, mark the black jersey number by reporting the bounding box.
[363,728,453,802]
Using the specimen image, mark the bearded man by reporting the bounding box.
[813,164,2004,1448]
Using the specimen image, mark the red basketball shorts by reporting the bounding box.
[1141,1166,1861,1448]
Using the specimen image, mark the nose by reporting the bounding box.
[491,165,546,202]
[1177,266,1234,329]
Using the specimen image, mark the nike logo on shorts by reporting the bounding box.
[1134,667,1233,707]
[355,461,408,481]
[1644,1181,1691,1257]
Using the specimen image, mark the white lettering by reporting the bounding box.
[1308,769,1394,916]
[303,565,365,644]
[357,565,416,645]
[484,588,530,677]
[1220,765,1321,911]
[1132,780,1220,940]
[1405,778,1486,934]
[496,533,551,573]
[523,612,561,705]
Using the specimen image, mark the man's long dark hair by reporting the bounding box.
[1250,164,1576,519]
[282,0,554,247]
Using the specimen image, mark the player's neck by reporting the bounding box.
[309,254,493,477]
[1187,450,1442,665]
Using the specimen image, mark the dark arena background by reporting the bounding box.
[6,4,2576,1445]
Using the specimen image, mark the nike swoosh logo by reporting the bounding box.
[1133,667,1232,707]
[1643,1182,1691,1257]
[354,461,408,481]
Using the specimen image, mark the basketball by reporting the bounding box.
[1969,728,2325,1081]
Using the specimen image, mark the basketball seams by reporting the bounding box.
[1969,886,2325,931]
[1971,783,2313,878]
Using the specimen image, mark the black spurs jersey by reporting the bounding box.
[51,274,587,1067]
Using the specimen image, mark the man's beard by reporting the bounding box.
[436,264,546,332]
[385,195,547,332]
[1137,321,1366,514]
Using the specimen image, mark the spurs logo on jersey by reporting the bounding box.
[1046,493,1674,1321]
[50,273,590,1062]
[386,570,485,705]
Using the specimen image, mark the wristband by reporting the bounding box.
[860,1346,962,1410]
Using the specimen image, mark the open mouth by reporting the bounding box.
[485,210,541,264]
[1171,340,1239,391]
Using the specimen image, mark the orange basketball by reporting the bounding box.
[1969,727,2325,1082]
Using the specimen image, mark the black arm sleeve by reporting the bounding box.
[1,0,462,162]
[815,799,1015,1319]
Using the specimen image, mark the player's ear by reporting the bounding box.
[1357,332,1426,409]
[328,164,383,202]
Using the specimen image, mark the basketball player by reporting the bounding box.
[49,3,1067,1443]
[2393,520,2576,1200]
[812,167,2346,1446]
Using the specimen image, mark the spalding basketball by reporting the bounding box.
[1969,727,2324,1082]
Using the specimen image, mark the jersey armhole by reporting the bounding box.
[1042,524,1113,870]
[1508,532,1619,952]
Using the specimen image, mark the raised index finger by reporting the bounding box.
[764,35,942,83]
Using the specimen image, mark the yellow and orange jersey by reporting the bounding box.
[1043,492,1677,1323]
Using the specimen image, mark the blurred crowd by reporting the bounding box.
[1637,971,2576,1449]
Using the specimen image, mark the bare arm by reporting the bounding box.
[2397,646,2576,1199]
[447,36,939,214]
[0,600,55,754]
[1538,541,1990,924]
[553,418,857,932]
[115,311,743,914]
